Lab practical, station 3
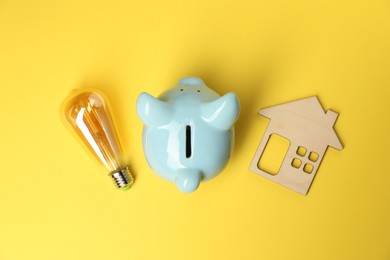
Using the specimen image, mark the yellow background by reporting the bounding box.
[0,0,389,259]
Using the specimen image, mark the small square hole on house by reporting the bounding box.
[291,158,302,168]
[303,164,314,174]
[309,152,319,162]
[297,146,307,156]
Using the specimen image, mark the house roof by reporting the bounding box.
[259,96,343,150]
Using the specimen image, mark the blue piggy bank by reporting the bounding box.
[136,77,240,192]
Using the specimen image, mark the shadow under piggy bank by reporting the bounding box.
[136,77,240,193]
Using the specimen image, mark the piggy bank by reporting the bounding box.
[136,77,240,192]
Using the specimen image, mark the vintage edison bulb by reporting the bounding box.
[60,89,134,190]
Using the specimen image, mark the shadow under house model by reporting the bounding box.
[249,96,343,195]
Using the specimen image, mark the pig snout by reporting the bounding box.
[175,170,202,193]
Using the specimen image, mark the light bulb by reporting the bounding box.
[60,88,134,190]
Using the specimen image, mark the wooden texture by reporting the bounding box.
[249,96,343,195]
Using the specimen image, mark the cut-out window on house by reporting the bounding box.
[291,158,302,168]
[303,164,314,174]
[258,134,290,175]
[297,146,307,156]
[309,152,319,162]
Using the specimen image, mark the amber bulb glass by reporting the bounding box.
[60,89,134,190]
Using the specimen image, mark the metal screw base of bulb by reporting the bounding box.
[109,167,134,189]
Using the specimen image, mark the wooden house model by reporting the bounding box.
[249,96,343,195]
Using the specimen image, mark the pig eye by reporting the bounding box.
[180,89,184,91]
[197,90,200,92]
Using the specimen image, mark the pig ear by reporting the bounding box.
[200,92,240,130]
[136,92,172,126]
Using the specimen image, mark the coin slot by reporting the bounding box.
[186,125,192,158]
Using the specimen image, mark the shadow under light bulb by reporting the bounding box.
[61,89,134,190]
